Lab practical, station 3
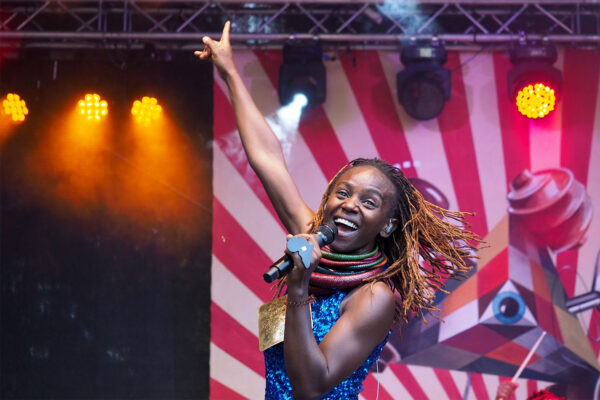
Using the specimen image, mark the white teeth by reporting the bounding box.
[335,217,358,230]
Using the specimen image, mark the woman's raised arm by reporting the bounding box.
[195,22,314,234]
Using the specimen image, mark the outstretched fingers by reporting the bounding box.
[221,20,231,46]
[193,20,229,60]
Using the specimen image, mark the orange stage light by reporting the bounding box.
[515,83,556,119]
[2,93,29,123]
[131,96,162,125]
[77,93,108,121]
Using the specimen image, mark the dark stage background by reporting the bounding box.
[1,49,213,399]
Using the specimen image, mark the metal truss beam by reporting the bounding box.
[1,1,599,50]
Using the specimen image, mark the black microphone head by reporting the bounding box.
[314,222,338,246]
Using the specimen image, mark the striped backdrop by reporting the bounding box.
[210,49,600,399]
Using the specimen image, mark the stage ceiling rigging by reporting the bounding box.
[0,1,599,51]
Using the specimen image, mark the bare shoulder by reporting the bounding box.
[351,281,394,303]
[341,282,395,335]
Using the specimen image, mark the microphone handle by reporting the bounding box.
[263,231,329,283]
[263,255,292,283]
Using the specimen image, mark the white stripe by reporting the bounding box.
[322,57,380,160]
[407,365,448,398]
[449,370,470,399]
[529,48,564,173]
[460,52,508,231]
[210,342,265,399]
[211,254,262,336]
[377,51,459,211]
[575,71,600,297]
[217,51,328,211]
[214,145,286,261]
[379,367,413,399]
[482,374,499,400]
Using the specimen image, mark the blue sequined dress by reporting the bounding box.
[263,290,389,400]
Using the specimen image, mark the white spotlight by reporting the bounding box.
[276,92,308,127]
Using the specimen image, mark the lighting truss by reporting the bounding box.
[0,1,599,51]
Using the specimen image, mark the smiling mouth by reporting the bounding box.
[334,217,358,230]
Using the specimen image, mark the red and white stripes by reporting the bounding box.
[211,48,600,398]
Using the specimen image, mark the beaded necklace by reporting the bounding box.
[309,246,388,295]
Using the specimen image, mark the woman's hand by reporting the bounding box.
[284,233,322,294]
[194,21,235,79]
[496,381,518,400]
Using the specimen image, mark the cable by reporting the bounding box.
[376,360,380,400]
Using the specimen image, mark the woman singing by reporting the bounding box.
[196,22,480,400]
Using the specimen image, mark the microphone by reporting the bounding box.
[263,223,338,283]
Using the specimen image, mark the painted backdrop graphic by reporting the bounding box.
[210,49,600,399]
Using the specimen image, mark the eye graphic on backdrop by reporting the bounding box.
[492,291,526,324]
[479,281,537,328]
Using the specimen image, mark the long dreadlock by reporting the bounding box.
[309,158,482,322]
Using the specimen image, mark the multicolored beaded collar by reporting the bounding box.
[309,246,388,295]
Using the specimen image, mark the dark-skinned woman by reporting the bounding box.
[196,22,480,400]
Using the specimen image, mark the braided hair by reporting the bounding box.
[310,158,481,322]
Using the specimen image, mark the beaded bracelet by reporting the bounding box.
[286,295,315,308]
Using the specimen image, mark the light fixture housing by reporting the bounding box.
[396,42,451,121]
[507,44,562,119]
[278,42,326,109]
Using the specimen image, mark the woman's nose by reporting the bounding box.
[341,197,359,212]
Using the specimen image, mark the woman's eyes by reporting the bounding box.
[335,190,378,208]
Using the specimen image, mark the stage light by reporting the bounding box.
[508,44,562,119]
[2,93,29,123]
[515,83,556,119]
[131,96,162,125]
[278,42,326,109]
[396,42,451,121]
[77,93,108,121]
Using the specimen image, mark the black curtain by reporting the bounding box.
[1,48,213,399]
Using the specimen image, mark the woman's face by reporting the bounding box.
[323,165,398,255]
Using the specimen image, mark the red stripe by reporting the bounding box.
[493,52,531,186]
[389,364,429,400]
[339,51,417,177]
[213,82,284,229]
[254,50,349,179]
[434,368,462,400]
[210,378,249,400]
[213,78,239,139]
[556,49,600,296]
[559,49,600,187]
[437,53,488,237]
[527,379,538,395]
[212,197,274,303]
[361,373,395,400]
[470,373,490,400]
[211,301,264,377]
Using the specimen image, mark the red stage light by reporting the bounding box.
[515,83,556,119]
[507,45,562,120]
